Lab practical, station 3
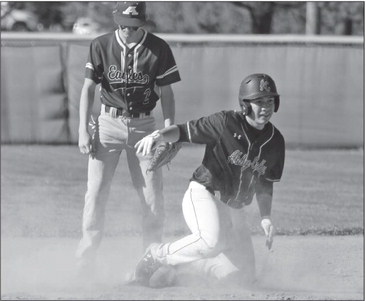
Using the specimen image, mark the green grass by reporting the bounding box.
[1,145,363,238]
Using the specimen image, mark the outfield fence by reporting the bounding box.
[1,33,363,147]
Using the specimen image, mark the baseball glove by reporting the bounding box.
[147,142,182,173]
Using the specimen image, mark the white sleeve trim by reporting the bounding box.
[85,62,94,70]
[156,65,178,80]
[186,122,192,142]
[264,177,281,182]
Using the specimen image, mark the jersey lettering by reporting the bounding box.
[108,65,149,84]
[228,150,267,175]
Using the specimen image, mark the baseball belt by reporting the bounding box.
[102,104,151,119]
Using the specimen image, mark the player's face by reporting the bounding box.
[119,25,140,39]
[248,96,275,129]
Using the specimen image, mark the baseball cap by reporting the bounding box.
[113,1,146,27]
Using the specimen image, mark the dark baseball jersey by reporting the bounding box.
[177,110,285,208]
[85,28,181,113]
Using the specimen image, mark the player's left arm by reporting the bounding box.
[158,84,175,127]
[256,178,273,218]
[256,178,275,249]
[256,128,285,249]
[155,40,180,128]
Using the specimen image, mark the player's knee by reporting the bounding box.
[196,232,220,257]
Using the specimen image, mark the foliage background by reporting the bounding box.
[1,1,364,35]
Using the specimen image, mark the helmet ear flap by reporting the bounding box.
[240,100,252,115]
[274,97,280,112]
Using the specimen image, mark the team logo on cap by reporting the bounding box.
[259,79,271,92]
[122,6,139,15]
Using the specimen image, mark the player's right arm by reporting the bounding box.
[134,125,180,156]
[135,112,227,155]
[78,78,96,155]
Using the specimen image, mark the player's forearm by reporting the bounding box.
[257,193,272,218]
[159,85,175,127]
[156,125,180,143]
[78,82,96,133]
[256,179,273,218]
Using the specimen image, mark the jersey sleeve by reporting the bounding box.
[155,41,181,86]
[263,132,285,182]
[84,40,103,84]
[177,111,227,144]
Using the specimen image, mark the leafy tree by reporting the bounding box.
[88,2,115,32]
[57,2,89,31]
[27,2,63,30]
[231,2,277,34]
[319,2,364,35]
[272,2,307,34]
[146,2,252,34]
[1,1,363,36]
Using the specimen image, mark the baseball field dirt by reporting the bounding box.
[1,145,364,300]
[1,235,363,300]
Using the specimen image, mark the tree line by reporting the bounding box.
[1,1,364,35]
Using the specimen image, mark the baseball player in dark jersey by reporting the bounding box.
[76,1,181,277]
[133,73,285,287]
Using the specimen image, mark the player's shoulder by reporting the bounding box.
[213,110,237,117]
[207,110,233,121]
[91,31,114,45]
[268,122,285,144]
[145,31,171,47]
[205,110,240,127]
[225,110,246,122]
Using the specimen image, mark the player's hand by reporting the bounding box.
[261,218,274,250]
[135,130,161,156]
[78,130,93,156]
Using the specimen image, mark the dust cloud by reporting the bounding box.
[1,236,363,300]
[1,237,139,298]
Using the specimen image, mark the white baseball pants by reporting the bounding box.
[76,110,164,267]
[156,181,255,281]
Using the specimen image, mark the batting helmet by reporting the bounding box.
[113,1,146,27]
[238,73,280,115]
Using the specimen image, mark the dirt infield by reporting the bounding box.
[1,235,363,300]
[1,146,364,300]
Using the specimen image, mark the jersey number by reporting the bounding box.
[143,88,151,104]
